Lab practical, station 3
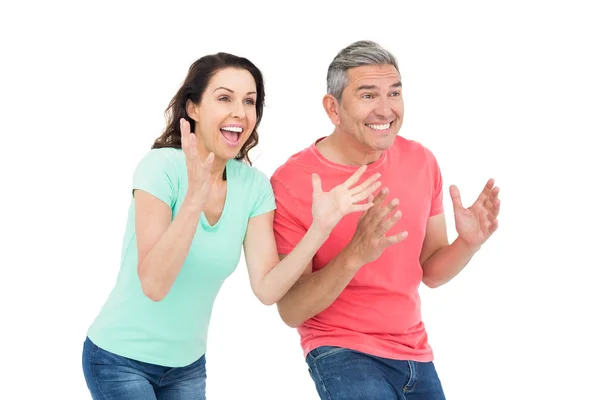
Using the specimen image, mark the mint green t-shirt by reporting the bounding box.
[87,147,276,367]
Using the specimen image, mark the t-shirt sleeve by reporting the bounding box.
[249,170,276,218]
[132,149,178,208]
[427,148,444,217]
[270,176,307,255]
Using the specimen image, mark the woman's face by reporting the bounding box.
[188,67,258,160]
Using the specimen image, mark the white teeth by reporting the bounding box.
[366,123,391,130]
[221,126,242,133]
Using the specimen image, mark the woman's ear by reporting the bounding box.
[186,99,198,121]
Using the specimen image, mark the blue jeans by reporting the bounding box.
[82,337,206,400]
[306,346,446,400]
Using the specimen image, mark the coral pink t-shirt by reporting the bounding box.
[270,136,444,362]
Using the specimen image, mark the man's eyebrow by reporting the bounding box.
[355,81,402,92]
[355,84,377,92]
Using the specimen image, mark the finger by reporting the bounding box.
[380,197,399,218]
[380,209,403,233]
[375,199,400,234]
[358,195,375,222]
[351,181,382,203]
[312,173,323,195]
[202,152,215,170]
[485,198,501,218]
[180,118,189,149]
[489,219,499,234]
[449,185,463,212]
[180,117,191,135]
[478,209,490,236]
[188,133,199,160]
[493,198,501,217]
[484,198,494,211]
[384,230,408,247]
[487,209,496,224]
[349,172,381,195]
[490,186,500,199]
[343,165,368,188]
[372,187,388,207]
[363,188,389,222]
[483,217,491,237]
[474,178,495,206]
[488,218,498,232]
[351,202,374,213]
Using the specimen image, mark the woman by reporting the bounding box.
[81,52,381,399]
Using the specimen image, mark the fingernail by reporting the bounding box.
[394,211,401,218]
[392,199,399,206]
[401,231,408,239]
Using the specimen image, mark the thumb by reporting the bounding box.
[312,173,322,194]
[203,152,215,169]
[449,185,463,211]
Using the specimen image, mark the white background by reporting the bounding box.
[1,0,599,399]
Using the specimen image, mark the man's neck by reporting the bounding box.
[316,131,382,166]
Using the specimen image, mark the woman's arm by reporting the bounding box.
[136,118,215,301]
[242,211,328,305]
[243,167,381,305]
[135,190,205,301]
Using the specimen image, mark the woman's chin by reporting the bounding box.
[217,141,247,160]
[213,147,240,162]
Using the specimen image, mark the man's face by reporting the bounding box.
[337,64,404,151]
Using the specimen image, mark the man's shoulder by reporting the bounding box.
[394,134,427,151]
[269,142,321,207]
[393,135,437,160]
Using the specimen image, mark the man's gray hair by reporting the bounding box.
[327,40,399,102]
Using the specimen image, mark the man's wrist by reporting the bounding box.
[339,247,364,272]
[456,235,481,255]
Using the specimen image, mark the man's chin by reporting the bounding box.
[371,135,397,151]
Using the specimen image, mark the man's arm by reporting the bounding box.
[275,188,408,328]
[275,250,361,328]
[420,179,501,288]
[419,214,479,288]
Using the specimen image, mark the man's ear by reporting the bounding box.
[186,99,198,120]
[322,94,342,126]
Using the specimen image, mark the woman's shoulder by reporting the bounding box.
[141,146,183,163]
[227,159,269,184]
[227,160,273,204]
[135,147,184,174]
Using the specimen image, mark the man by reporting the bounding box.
[270,40,500,399]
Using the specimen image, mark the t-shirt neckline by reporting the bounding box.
[309,137,388,172]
